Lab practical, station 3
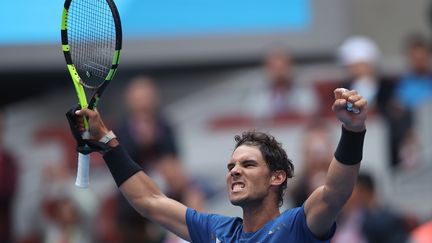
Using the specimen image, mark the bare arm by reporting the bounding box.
[75,109,191,241]
[304,157,360,237]
[304,88,367,237]
[119,169,190,241]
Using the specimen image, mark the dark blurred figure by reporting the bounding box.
[98,76,205,243]
[117,76,205,206]
[117,77,178,171]
[0,110,18,243]
[396,34,432,110]
[386,34,432,169]
[244,46,319,120]
[290,120,333,207]
[332,173,411,243]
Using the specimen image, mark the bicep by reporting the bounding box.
[119,172,191,241]
[146,197,191,241]
[304,158,360,237]
[304,186,338,238]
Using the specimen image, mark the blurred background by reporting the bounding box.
[1,0,432,242]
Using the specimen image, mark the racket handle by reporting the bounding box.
[346,102,360,114]
[75,152,90,188]
[75,130,91,188]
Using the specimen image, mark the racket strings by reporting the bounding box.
[68,0,116,88]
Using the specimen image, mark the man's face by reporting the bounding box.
[125,79,159,116]
[348,62,374,78]
[265,53,292,83]
[409,46,430,73]
[226,145,273,207]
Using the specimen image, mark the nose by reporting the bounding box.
[230,164,241,177]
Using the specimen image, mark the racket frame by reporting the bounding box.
[61,0,122,188]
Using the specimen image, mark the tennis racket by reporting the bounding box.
[61,0,122,188]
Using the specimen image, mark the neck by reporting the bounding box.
[413,67,430,75]
[241,200,280,232]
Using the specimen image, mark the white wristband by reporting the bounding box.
[98,130,117,144]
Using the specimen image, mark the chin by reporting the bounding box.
[230,193,267,208]
[230,199,244,207]
[229,195,247,206]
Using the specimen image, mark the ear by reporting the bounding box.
[270,170,287,186]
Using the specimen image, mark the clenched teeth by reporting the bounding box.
[232,183,245,191]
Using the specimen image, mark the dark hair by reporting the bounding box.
[234,130,294,207]
[404,33,430,51]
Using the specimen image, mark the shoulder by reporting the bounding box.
[186,208,243,242]
[280,206,336,242]
[186,208,240,228]
[279,206,305,223]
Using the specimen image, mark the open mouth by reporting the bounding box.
[231,182,245,192]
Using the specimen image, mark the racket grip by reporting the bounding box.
[75,152,90,188]
[346,102,360,114]
[75,130,91,188]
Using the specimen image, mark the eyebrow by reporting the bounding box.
[227,159,258,170]
[242,159,258,165]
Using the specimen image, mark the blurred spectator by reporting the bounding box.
[0,110,18,243]
[98,76,205,243]
[40,184,93,243]
[395,33,432,110]
[243,46,319,120]
[338,36,381,105]
[332,173,411,243]
[386,33,431,169]
[117,76,205,207]
[289,120,333,207]
[338,36,397,113]
[338,35,423,169]
[18,147,99,243]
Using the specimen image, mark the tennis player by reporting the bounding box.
[70,88,367,242]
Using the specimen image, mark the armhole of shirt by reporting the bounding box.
[186,208,199,242]
[300,205,337,242]
[186,207,215,243]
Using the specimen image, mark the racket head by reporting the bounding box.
[61,0,122,96]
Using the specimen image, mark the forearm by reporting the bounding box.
[322,159,360,209]
[323,127,366,205]
[103,140,190,240]
[103,142,165,214]
[305,126,365,236]
[322,126,366,208]
[120,171,166,213]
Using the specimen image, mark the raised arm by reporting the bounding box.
[74,108,191,241]
[304,88,367,237]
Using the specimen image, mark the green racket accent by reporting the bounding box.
[106,69,117,80]
[61,8,68,30]
[62,44,70,52]
[105,50,120,80]
[112,50,121,65]
[67,64,89,129]
[67,65,88,108]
